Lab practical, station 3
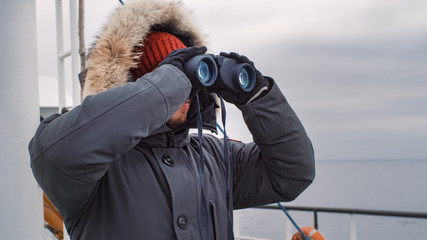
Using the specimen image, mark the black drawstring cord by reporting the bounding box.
[219,96,235,240]
[195,92,208,240]
[192,92,236,240]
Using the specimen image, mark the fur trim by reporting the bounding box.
[81,0,207,100]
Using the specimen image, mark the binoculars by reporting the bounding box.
[184,54,256,93]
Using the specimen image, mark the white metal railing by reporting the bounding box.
[55,0,81,112]
[235,205,427,240]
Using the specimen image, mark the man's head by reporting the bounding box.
[130,31,191,129]
[81,0,217,133]
[81,0,207,100]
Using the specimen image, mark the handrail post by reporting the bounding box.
[70,0,81,106]
[348,213,357,240]
[55,0,66,112]
[314,209,319,229]
[285,216,292,240]
[234,212,241,240]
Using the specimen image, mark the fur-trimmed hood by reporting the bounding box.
[81,0,207,100]
[80,0,218,133]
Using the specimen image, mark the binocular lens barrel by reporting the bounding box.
[184,54,256,92]
[230,63,255,92]
[197,60,212,85]
[238,66,254,92]
[184,55,217,87]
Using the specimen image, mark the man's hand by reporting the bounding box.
[159,46,207,99]
[215,52,270,105]
[159,46,207,73]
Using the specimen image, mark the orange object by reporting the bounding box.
[44,192,64,240]
[292,226,325,240]
[129,32,187,81]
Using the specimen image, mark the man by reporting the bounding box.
[29,0,315,239]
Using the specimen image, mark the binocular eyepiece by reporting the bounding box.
[184,54,256,93]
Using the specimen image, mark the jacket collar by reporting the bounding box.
[138,125,190,148]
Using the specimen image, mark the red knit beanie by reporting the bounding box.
[130,32,187,81]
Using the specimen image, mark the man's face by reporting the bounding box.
[166,99,191,129]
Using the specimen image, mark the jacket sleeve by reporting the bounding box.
[28,65,191,222]
[231,79,315,209]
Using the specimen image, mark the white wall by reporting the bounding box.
[0,0,44,239]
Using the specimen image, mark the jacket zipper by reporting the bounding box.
[168,131,175,148]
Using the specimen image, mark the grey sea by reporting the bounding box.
[235,159,427,239]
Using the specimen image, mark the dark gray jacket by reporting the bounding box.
[29,65,315,239]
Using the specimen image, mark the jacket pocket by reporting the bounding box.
[209,201,220,240]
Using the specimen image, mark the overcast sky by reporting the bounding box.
[36,0,427,160]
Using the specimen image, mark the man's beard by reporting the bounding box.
[166,117,187,129]
[166,100,191,129]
